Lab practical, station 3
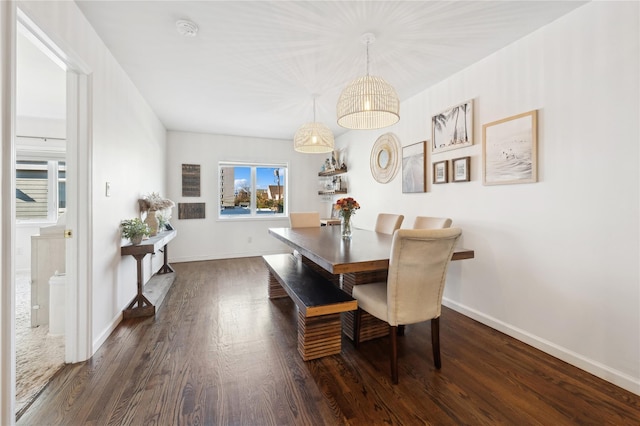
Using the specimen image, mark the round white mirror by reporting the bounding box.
[378,149,390,169]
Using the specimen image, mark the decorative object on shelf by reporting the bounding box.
[452,156,471,182]
[138,193,175,236]
[144,210,160,236]
[433,160,449,184]
[483,110,537,186]
[432,99,473,154]
[294,96,335,153]
[402,141,427,193]
[182,164,201,197]
[370,133,401,184]
[334,197,360,239]
[318,166,348,195]
[120,218,150,245]
[337,33,400,130]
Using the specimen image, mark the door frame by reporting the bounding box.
[16,4,94,364]
[0,3,93,423]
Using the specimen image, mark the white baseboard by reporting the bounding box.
[442,298,640,396]
[169,249,288,264]
[93,310,122,354]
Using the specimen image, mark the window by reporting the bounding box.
[219,162,287,218]
[16,159,66,223]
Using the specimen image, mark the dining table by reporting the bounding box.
[268,226,474,342]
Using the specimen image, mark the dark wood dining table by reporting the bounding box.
[268,226,474,341]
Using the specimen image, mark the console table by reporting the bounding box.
[121,229,177,318]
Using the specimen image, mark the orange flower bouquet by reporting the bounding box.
[334,197,360,239]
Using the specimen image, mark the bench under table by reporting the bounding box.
[263,253,357,360]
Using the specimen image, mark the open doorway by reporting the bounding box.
[14,24,67,415]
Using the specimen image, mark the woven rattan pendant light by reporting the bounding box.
[337,33,400,130]
[294,97,335,153]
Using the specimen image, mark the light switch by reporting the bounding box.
[105,182,111,197]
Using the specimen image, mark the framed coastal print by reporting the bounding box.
[402,141,427,193]
[483,110,537,185]
[431,99,473,154]
[433,160,448,184]
[452,156,471,182]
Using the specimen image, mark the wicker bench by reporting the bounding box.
[263,253,357,360]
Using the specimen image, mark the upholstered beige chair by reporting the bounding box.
[374,213,404,235]
[289,212,321,228]
[413,216,452,229]
[352,227,462,384]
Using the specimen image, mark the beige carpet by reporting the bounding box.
[15,271,65,416]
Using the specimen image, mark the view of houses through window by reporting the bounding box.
[16,159,66,223]
[219,162,287,217]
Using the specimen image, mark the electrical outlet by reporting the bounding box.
[105,182,111,197]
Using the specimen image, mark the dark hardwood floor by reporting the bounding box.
[18,257,640,425]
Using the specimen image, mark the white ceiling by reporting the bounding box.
[21,1,587,140]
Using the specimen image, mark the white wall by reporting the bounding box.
[166,131,326,261]
[336,2,639,394]
[16,1,167,352]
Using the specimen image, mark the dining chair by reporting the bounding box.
[413,216,452,229]
[289,212,321,228]
[374,213,404,235]
[352,227,462,384]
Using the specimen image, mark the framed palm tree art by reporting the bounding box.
[431,99,474,154]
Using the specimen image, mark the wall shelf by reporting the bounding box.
[318,167,347,177]
[318,189,348,195]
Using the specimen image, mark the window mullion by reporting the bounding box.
[251,167,257,215]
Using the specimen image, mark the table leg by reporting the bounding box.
[157,244,174,275]
[123,253,155,318]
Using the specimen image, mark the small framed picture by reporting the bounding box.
[452,156,471,182]
[433,160,448,184]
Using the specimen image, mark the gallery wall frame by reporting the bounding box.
[178,202,206,219]
[482,110,538,186]
[182,164,201,197]
[433,160,449,184]
[401,141,427,193]
[452,156,471,182]
[431,99,474,154]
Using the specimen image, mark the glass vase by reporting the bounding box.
[341,215,352,239]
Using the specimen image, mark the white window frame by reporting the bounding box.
[15,136,66,225]
[218,161,288,220]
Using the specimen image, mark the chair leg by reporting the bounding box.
[353,308,362,348]
[431,317,441,369]
[390,325,398,384]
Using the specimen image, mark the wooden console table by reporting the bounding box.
[121,229,177,318]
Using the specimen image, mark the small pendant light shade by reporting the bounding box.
[294,122,335,153]
[336,33,400,130]
[294,97,335,153]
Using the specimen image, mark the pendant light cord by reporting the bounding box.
[366,41,370,76]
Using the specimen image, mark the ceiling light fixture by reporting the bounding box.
[336,33,400,130]
[176,19,198,37]
[294,97,335,153]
